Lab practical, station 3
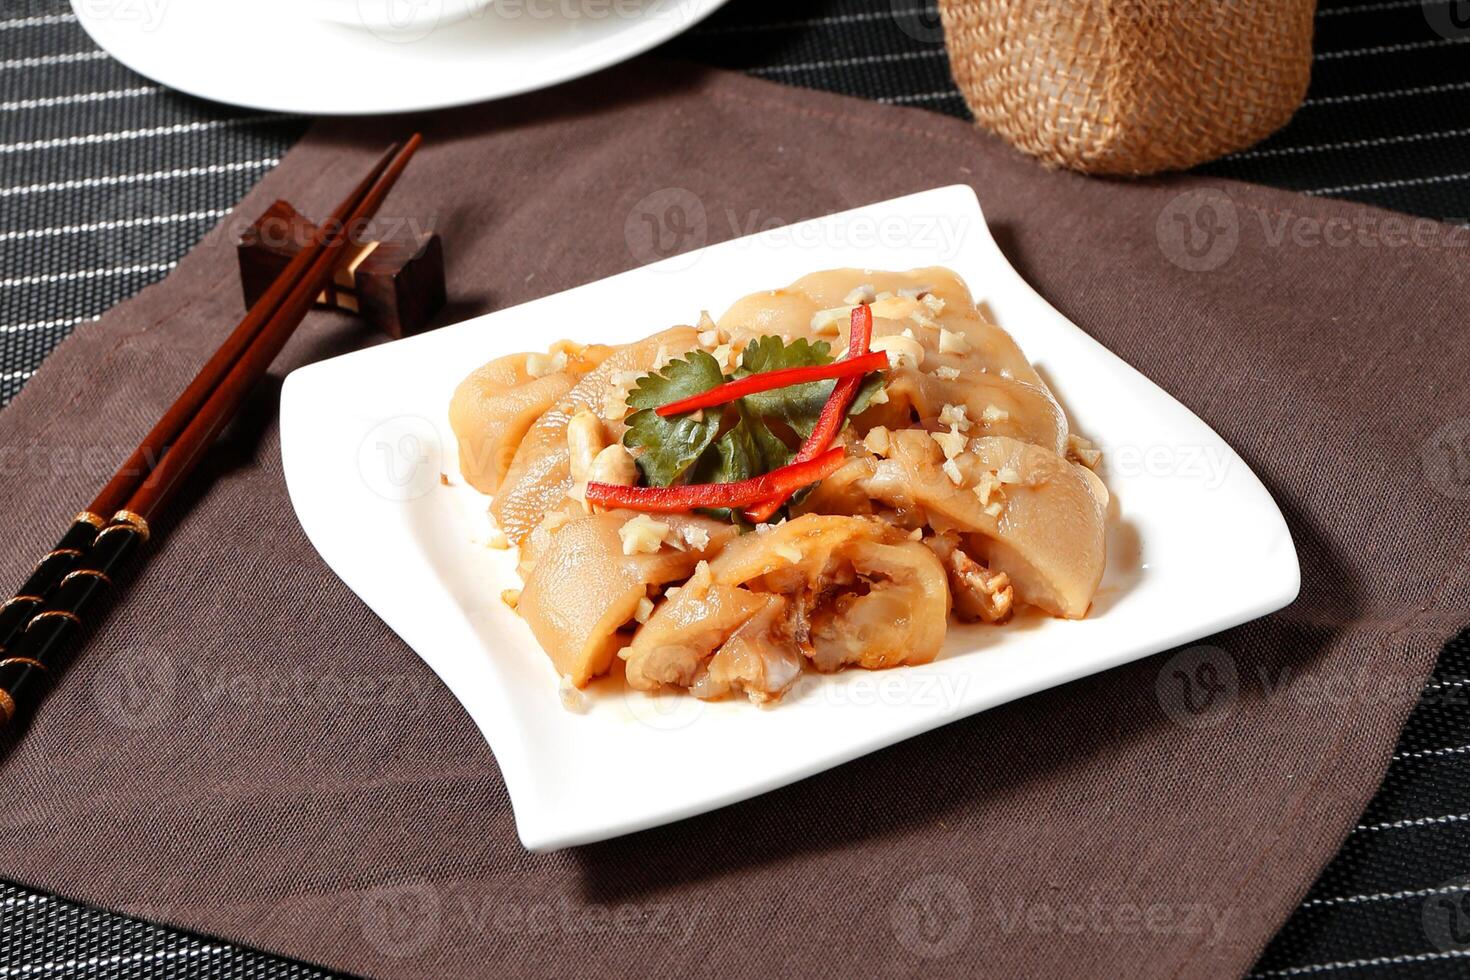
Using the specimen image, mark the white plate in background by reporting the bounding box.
[279,185,1300,851]
[73,0,731,115]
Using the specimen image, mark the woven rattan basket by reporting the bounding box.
[939,0,1316,175]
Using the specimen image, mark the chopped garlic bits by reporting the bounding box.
[981,404,1010,425]
[938,328,971,355]
[932,365,961,381]
[909,309,940,331]
[558,673,590,713]
[525,350,568,378]
[871,333,925,370]
[1067,433,1103,469]
[602,369,645,420]
[931,429,966,461]
[810,307,851,336]
[974,470,1001,506]
[938,403,971,432]
[863,425,892,457]
[619,514,672,555]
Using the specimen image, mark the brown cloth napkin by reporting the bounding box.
[1,62,1468,979]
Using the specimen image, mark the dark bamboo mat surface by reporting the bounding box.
[3,2,1469,976]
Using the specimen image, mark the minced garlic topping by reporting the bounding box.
[863,425,892,457]
[558,674,590,714]
[710,343,736,372]
[619,514,672,555]
[1067,433,1103,468]
[810,307,850,336]
[931,429,966,460]
[938,403,971,432]
[942,458,964,486]
[908,309,939,331]
[872,334,925,370]
[525,350,568,378]
[974,470,1001,506]
[938,328,971,355]
[634,596,655,623]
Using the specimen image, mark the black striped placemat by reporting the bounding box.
[2,1,1469,977]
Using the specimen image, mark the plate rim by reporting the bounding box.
[71,0,734,116]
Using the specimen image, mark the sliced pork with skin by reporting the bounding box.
[834,430,1105,619]
[783,267,1047,388]
[448,346,611,495]
[492,326,698,544]
[856,364,1069,457]
[516,509,735,686]
[623,515,948,700]
[450,265,1111,704]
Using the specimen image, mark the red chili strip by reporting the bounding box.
[654,350,888,418]
[585,447,846,514]
[745,305,875,522]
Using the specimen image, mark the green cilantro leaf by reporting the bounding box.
[735,336,837,440]
[692,402,791,486]
[618,337,889,519]
[621,351,725,487]
[848,369,888,418]
[687,404,789,525]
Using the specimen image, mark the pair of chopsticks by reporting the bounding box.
[0,135,424,731]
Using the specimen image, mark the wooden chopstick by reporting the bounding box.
[127,133,422,521]
[0,141,403,661]
[0,134,424,730]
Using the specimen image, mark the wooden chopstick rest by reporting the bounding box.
[237,199,446,339]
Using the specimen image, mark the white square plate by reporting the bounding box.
[280,186,1299,851]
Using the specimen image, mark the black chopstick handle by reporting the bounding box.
[0,516,145,729]
[0,513,105,657]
